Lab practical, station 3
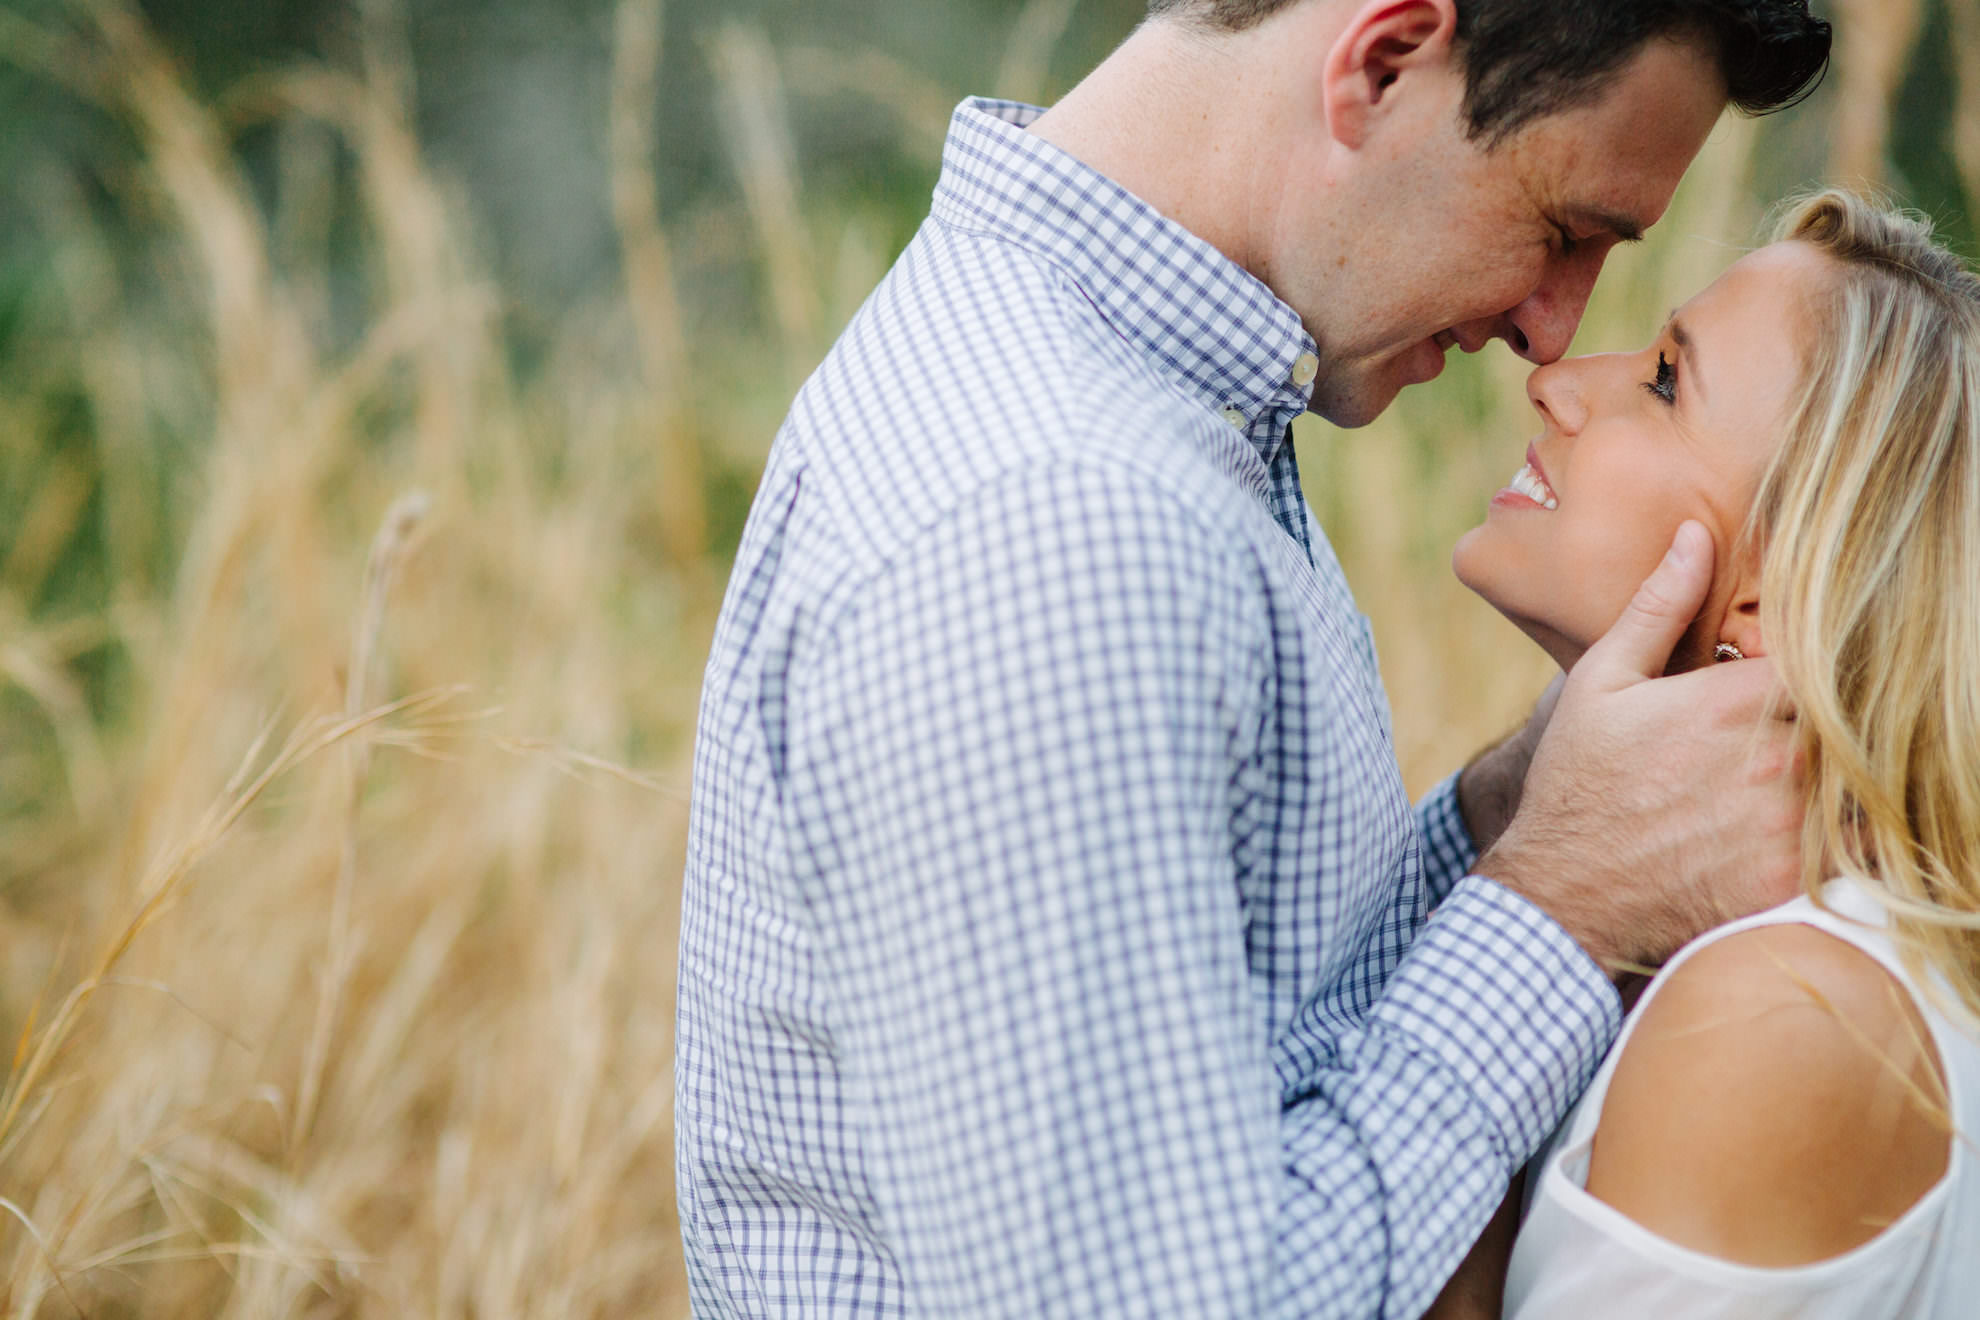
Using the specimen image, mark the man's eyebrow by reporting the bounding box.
[1669,316,1706,404]
[1566,205,1646,244]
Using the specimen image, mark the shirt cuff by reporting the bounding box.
[1415,770,1477,906]
[1366,875,1622,1164]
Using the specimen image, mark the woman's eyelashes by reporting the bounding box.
[1643,350,1678,404]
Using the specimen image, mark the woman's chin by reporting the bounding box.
[1497,617,1580,672]
[1451,539,1588,671]
[1473,591,1586,671]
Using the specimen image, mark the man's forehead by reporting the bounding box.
[1507,121,1712,243]
[1505,37,1730,236]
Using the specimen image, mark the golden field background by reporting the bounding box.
[0,0,1973,1312]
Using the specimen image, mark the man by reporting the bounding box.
[677,1,1831,1316]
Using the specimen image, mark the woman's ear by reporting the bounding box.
[1719,572,1766,661]
[1320,0,1460,150]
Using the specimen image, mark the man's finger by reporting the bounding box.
[1583,520,1715,689]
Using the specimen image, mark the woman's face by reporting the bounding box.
[1452,241,1830,671]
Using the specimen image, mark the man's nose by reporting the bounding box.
[1500,260,1604,365]
[1449,296,1585,368]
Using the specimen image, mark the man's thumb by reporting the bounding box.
[1585,521,1715,687]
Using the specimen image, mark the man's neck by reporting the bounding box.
[1025,17,1312,281]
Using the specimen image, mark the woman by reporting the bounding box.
[1439,189,1980,1317]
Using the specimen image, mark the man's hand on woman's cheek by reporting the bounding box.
[1475,520,1806,978]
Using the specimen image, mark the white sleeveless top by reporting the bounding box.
[1504,878,1980,1320]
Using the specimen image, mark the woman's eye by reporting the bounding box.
[1643,350,1677,404]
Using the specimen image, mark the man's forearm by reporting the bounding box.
[1457,732,1528,854]
[1421,1175,1523,1320]
[1454,677,1560,852]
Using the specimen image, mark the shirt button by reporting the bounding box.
[1221,406,1247,429]
[1291,352,1319,388]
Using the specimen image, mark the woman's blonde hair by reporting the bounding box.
[1751,188,1980,1018]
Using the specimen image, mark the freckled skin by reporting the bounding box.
[1268,38,1726,427]
[1027,9,1730,431]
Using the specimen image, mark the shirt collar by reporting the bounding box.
[931,98,1319,467]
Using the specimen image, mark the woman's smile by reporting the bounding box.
[1452,241,1827,672]
[1493,445,1560,510]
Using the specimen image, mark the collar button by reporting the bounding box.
[1290,352,1319,389]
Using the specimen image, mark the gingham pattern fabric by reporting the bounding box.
[677,98,1621,1319]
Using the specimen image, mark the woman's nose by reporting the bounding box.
[1526,358,1589,435]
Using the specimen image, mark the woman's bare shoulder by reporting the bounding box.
[1584,920,1949,1267]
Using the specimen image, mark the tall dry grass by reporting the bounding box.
[0,0,711,1310]
[0,0,1971,1313]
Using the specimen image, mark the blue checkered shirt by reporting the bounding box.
[678,99,1621,1319]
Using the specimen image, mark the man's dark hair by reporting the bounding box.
[1144,0,1832,144]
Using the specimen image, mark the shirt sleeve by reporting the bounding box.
[1415,771,1478,907]
[785,459,1619,1319]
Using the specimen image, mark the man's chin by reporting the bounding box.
[1308,353,1447,429]
[1306,379,1397,430]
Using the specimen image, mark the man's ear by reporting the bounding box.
[1321,0,1460,150]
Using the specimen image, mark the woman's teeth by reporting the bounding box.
[1508,463,1558,509]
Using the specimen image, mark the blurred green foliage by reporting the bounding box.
[0,0,1143,308]
[2,0,1967,321]
[0,0,1972,757]
[1889,0,1974,254]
